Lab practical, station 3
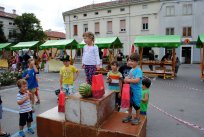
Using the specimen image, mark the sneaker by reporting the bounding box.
[122,116,132,123]
[131,118,141,125]
[19,131,25,137]
[27,128,35,134]
[36,100,40,104]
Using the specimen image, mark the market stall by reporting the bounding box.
[10,41,40,51]
[134,35,181,79]
[78,37,123,74]
[0,43,12,69]
[196,34,204,80]
[40,39,78,72]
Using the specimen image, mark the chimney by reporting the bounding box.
[0,6,5,12]
[12,9,16,14]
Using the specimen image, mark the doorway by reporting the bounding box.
[182,47,191,64]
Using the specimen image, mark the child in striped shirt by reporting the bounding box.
[17,79,35,137]
[107,61,123,111]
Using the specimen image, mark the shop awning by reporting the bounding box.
[10,41,39,50]
[0,43,12,51]
[134,35,181,48]
[78,37,123,49]
[196,34,204,48]
[40,39,78,50]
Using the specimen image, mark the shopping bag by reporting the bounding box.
[92,74,105,99]
[58,91,65,112]
[121,84,130,109]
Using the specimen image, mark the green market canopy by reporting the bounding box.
[196,34,204,48]
[78,37,123,49]
[134,35,181,48]
[10,41,39,50]
[0,43,12,51]
[40,39,78,50]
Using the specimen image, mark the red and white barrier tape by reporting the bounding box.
[150,103,204,132]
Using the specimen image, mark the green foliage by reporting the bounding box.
[14,13,46,42]
[0,21,7,43]
[0,71,22,87]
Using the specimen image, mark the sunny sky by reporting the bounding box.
[1,0,111,33]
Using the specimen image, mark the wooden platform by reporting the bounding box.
[98,112,147,137]
[37,107,65,137]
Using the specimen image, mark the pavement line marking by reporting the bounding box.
[3,107,19,114]
[150,103,204,133]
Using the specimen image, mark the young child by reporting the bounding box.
[82,32,100,85]
[60,55,79,96]
[140,77,151,115]
[22,58,38,112]
[122,53,143,125]
[17,79,35,137]
[107,61,122,111]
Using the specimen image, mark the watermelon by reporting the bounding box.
[79,83,92,98]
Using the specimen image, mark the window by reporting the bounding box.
[73,15,78,19]
[83,13,87,17]
[142,5,147,9]
[73,25,78,36]
[166,6,175,16]
[95,12,98,15]
[166,28,174,35]
[183,4,192,15]
[107,21,112,33]
[107,10,111,13]
[120,8,125,12]
[95,22,100,34]
[9,22,12,25]
[142,17,148,30]
[84,24,88,32]
[13,23,15,25]
[9,30,12,38]
[120,20,126,32]
[183,27,192,37]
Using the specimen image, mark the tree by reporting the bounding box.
[0,21,7,43]
[14,13,46,42]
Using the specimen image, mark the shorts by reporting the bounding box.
[130,102,140,111]
[19,111,33,126]
[62,84,74,96]
[29,88,37,93]
[140,111,147,115]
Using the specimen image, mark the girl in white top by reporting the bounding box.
[82,32,100,85]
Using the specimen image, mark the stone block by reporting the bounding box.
[65,91,115,127]
[65,93,81,124]
[37,107,65,137]
[65,122,98,137]
[98,112,147,137]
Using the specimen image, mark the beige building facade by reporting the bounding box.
[63,0,160,55]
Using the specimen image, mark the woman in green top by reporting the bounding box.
[140,77,151,115]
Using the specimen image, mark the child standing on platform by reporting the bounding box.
[60,55,79,96]
[82,32,100,85]
[107,61,123,111]
[140,77,151,115]
[122,53,143,125]
[17,79,35,137]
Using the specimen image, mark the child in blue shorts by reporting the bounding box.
[122,53,143,125]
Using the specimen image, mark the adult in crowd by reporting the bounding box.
[117,49,123,65]
[0,96,10,137]
[148,49,154,71]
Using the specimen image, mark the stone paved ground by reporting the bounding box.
[0,64,204,137]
